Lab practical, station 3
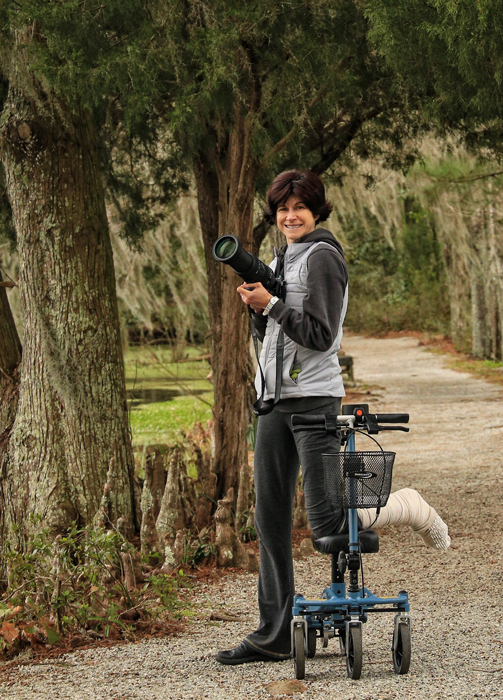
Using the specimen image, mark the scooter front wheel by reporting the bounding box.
[346,623,363,680]
[392,621,411,674]
[293,626,305,680]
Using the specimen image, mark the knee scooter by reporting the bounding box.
[290,404,411,680]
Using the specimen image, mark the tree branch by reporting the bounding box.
[431,169,503,184]
[310,107,382,175]
[260,91,325,166]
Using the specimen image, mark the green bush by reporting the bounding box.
[0,520,186,657]
[342,199,450,335]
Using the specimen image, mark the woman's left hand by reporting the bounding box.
[237,282,273,312]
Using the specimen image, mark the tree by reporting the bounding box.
[2,1,422,528]
[148,0,421,520]
[366,0,503,359]
[0,2,426,552]
[0,26,138,567]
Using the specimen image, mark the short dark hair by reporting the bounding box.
[263,170,333,225]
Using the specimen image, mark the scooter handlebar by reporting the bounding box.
[291,412,410,433]
[372,413,409,424]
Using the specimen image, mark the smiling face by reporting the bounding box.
[276,196,319,244]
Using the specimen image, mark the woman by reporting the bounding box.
[216,169,349,664]
[215,170,450,665]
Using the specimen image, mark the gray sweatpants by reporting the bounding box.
[245,400,344,658]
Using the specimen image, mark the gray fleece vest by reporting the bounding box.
[255,241,348,401]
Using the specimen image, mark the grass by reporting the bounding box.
[129,395,213,446]
[124,344,214,447]
[444,357,503,385]
[420,335,503,387]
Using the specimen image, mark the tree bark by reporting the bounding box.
[194,107,260,523]
[0,270,21,558]
[486,196,503,360]
[0,49,137,554]
[470,260,491,359]
[0,270,21,434]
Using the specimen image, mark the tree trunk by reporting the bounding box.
[470,259,491,359]
[194,107,260,524]
[0,271,21,434]
[0,50,137,554]
[486,196,503,360]
[467,201,503,361]
[0,270,21,556]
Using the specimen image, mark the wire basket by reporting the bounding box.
[322,451,396,509]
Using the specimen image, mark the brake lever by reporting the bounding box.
[377,426,410,432]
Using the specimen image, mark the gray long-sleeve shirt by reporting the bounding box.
[251,227,348,351]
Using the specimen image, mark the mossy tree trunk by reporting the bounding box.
[0,50,137,559]
[0,271,21,551]
[0,272,21,435]
[194,106,264,524]
[468,202,503,361]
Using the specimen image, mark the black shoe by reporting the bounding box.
[215,641,285,665]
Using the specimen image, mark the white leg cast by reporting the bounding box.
[358,488,451,550]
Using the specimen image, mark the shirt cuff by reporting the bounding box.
[267,298,286,320]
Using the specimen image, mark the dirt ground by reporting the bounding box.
[1,334,502,699]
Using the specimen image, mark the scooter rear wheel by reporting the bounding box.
[338,626,346,654]
[307,627,317,658]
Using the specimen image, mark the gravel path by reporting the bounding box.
[2,335,502,699]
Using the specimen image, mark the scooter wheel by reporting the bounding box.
[346,623,363,680]
[338,627,346,654]
[392,621,411,674]
[293,626,305,680]
[307,627,317,658]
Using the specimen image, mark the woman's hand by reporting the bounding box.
[237,282,273,313]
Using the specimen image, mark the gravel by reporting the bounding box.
[1,334,502,700]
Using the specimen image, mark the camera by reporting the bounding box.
[212,235,284,297]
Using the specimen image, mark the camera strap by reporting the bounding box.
[250,312,284,416]
[250,245,286,416]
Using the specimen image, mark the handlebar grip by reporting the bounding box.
[373,413,409,424]
[291,414,325,428]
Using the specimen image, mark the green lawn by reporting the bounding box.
[125,345,214,446]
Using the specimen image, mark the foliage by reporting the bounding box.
[111,192,210,345]
[366,0,503,155]
[0,0,425,201]
[179,531,216,568]
[0,521,186,657]
[239,510,257,543]
[341,197,450,335]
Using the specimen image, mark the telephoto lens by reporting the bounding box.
[212,234,283,297]
[213,235,254,274]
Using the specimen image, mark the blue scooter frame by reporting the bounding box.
[290,405,412,680]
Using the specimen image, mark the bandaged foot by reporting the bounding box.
[357,488,451,551]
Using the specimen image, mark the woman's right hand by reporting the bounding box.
[237,282,268,314]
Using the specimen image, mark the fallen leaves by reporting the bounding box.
[1,621,20,645]
[0,606,22,622]
[264,679,307,696]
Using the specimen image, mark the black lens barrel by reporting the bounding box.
[213,235,255,275]
[212,234,281,296]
